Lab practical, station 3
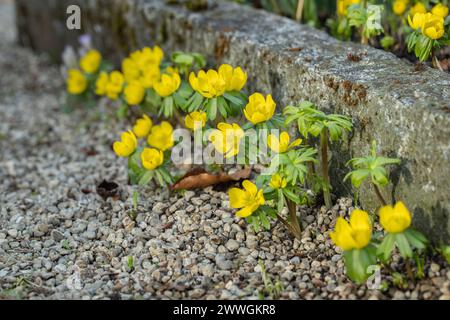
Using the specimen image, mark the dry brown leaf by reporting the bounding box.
[171,167,252,190]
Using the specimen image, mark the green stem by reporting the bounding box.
[320,130,332,209]
[276,212,301,241]
[295,0,305,22]
[372,183,387,206]
[286,196,301,235]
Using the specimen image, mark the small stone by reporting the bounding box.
[51,230,65,242]
[7,229,18,238]
[225,239,239,251]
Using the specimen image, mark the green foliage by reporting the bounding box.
[258,260,284,300]
[345,140,400,188]
[343,245,378,284]
[348,4,385,41]
[284,102,352,141]
[278,148,317,185]
[377,229,428,262]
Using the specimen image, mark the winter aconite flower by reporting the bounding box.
[124,81,146,106]
[244,93,276,125]
[431,3,449,18]
[270,173,287,189]
[122,46,163,89]
[95,72,109,96]
[408,12,427,30]
[141,148,164,171]
[96,71,124,100]
[80,49,102,74]
[67,69,87,95]
[393,0,408,16]
[189,70,226,98]
[229,180,265,218]
[133,115,153,138]
[113,131,137,158]
[147,121,174,151]
[154,71,181,97]
[268,132,302,153]
[410,2,427,16]
[379,201,412,234]
[185,111,207,131]
[218,64,247,92]
[208,123,245,158]
[422,13,445,39]
[330,209,372,251]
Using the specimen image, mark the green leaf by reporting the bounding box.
[206,98,218,121]
[223,92,246,107]
[259,211,271,231]
[283,188,301,204]
[377,233,396,262]
[345,169,371,188]
[138,171,154,186]
[395,233,413,259]
[277,189,284,212]
[404,229,428,250]
[371,166,389,187]
[344,246,377,284]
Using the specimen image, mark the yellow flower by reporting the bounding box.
[185,111,207,131]
[410,2,427,16]
[218,64,247,92]
[136,46,164,68]
[122,47,162,89]
[141,148,164,171]
[337,0,361,16]
[113,131,137,158]
[379,201,412,234]
[154,72,181,97]
[330,209,372,251]
[268,132,302,153]
[122,57,141,82]
[408,12,427,30]
[80,50,102,74]
[147,121,174,151]
[208,123,245,158]
[244,93,276,125]
[133,115,153,138]
[422,13,445,39]
[270,173,287,189]
[393,0,408,16]
[140,65,161,89]
[124,81,146,105]
[229,180,265,218]
[189,70,226,98]
[95,72,109,96]
[67,69,87,95]
[432,3,449,18]
[105,71,125,100]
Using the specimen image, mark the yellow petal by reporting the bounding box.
[229,188,247,209]
[242,180,258,196]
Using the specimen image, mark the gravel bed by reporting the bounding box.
[0,2,449,300]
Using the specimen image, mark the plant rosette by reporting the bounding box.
[330,209,378,284]
[127,147,174,188]
[376,201,428,262]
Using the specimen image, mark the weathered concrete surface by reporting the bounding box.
[16,0,450,243]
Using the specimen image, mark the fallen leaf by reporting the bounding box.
[287,47,303,52]
[171,167,252,190]
[96,180,119,200]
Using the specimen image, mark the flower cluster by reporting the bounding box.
[330,201,427,284]
[65,41,431,286]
